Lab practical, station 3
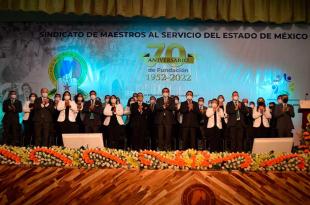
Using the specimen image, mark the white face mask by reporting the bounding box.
[111,99,117,104]
[250,104,255,109]
[42,93,48,98]
[198,102,204,106]
[211,103,217,108]
[105,99,109,103]
[90,95,96,100]
[11,94,17,99]
[244,103,248,107]
[233,96,239,101]
[186,95,193,100]
[30,96,36,102]
[64,95,70,100]
[163,92,169,97]
[77,97,83,101]
[55,96,60,101]
[175,99,179,104]
[277,99,283,104]
[218,98,224,102]
[130,101,134,104]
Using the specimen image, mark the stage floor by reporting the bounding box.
[0,165,309,205]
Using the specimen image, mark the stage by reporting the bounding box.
[0,165,309,205]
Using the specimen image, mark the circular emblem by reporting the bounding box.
[182,184,216,205]
[48,51,88,86]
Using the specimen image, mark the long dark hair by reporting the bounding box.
[62,91,71,101]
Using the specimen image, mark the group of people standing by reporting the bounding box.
[2,87,295,152]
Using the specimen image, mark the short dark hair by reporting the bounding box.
[232,91,238,96]
[186,90,193,96]
[29,92,37,99]
[89,90,96,95]
[198,97,204,101]
[74,93,84,102]
[162,87,170,93]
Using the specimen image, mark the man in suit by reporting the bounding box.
[130,92,150,150]
[198,97,208,150]
[83,90,103,133]
[33,88,54,146]
[226,91,247,152]
[180,91,200,150]
[274,94,295,137]
[155,88,175,150]
[242,98,254,152]
[2,90,22,145]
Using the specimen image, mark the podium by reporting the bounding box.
[298,100,310,129]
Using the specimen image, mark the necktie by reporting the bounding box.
[90,100,95,119]
[235,102,240,120]
[214,111,217,127]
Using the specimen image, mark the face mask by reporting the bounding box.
[243,103,248,107]
[198,102,204,106]
[78,97,83,101]
[150,99,155,104]
[163,92,169,97]
[90,95,96,100]
[269,106,274,109]
[175,99,179,104]
[277,99,283,104]
[105,99,110,103]
[42,93,48,98]
[111,99,117,104]
[186,95,193,100]
[11,94,16,99]
[30,96,36,102]
[233,96,239,101]
[55,96,60,101]
[211,103,217,108]
[64,95,70,100]
[218,98,224,102]
[250,104,255,109]
[133,97,137,101]
[282,98,288,103]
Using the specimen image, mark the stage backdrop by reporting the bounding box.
[0,21,309,144]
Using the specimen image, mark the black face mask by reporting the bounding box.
[282,98,288,103]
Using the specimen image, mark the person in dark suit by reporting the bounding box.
[83,90,103,133]
[74,93,85,133]
[242,98,254,152]
[226,91,247,152]
[51,93,61,146]
[33,88,54,146]
[180,91,200,150]
[155,88,175,150]
[149,96,157,150]
[198,97,208,150]
[268,102,277,137]
[274,94,295,137]
[2,90,22,145]
[130,93,150,150]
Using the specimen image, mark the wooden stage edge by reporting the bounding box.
[0,165,309,205]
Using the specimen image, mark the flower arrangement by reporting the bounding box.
[298,122,310,153]
[0,145,309,172]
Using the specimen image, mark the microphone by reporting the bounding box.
[305,93,309,100]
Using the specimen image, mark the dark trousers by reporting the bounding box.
[277,128,292,138]
[84,120,101,133]
[181,127,196,150]
[150,125,157,150]
[157,124,172,150]
[229,123,244,152]
[208,127,223,152]
[34,121,51,146]
[245,126,254,152]
[2,120,20,146]
[23,120,34,146]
